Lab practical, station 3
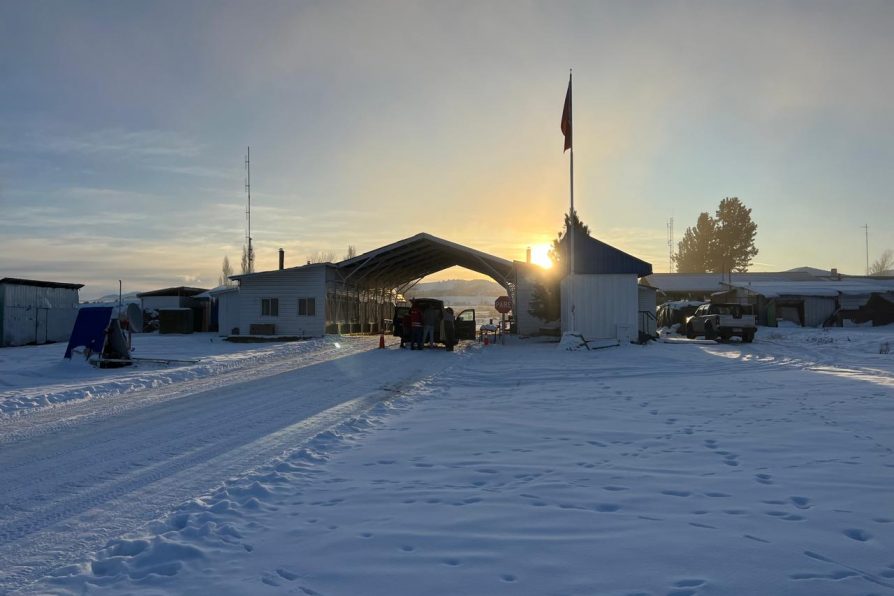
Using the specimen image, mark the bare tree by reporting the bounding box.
[343,245,357,261]
[869,249,894,275]
[218,255,235,287]
[240,245,250,274]
[306,250,336,264]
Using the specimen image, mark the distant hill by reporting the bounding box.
[784,266,831,277]
[82,291,141,305]
[411,279,503,298]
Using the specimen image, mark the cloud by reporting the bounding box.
[21,127,201,159]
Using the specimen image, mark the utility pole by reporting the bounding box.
[245,147,254,274]
[666,217,674,273]
[862,224,869,275]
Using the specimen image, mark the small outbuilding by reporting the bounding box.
[0,277,83,347]
[558,235,653,343]
[719,279,894,327]
[137,286,210,332]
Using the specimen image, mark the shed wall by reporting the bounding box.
[561,274,638,342]
[803,296,837,327]
[1,283,80,346]
[237,267,326,337]
[216,290,241,336]
[141,296,183,312]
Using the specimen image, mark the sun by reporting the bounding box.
[530,244,553,268]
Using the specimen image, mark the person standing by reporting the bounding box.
[400,311,411,348]
[422,306,438,348]
[410,305,423,350]
[443,307,456,351]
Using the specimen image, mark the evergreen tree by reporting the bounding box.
[675,212,716,273]
[548,209,591,272]
[527,279,561,323]
[529,210,592,322]
[714,197,758,273]
[675,197,758,274]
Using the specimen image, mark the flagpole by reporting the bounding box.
[568,70,576,333]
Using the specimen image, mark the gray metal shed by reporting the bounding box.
[0,277,83,347]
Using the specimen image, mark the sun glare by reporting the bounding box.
[530,244,553,268]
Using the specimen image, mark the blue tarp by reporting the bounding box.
[64,306,113,359]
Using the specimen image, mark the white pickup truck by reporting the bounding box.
[685,303,756,342]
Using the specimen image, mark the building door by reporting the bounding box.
[35,307,49,344]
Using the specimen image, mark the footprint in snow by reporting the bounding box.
[500,574,517,582]
[790,496,811,509]
[662,490,692,497]
[843,528,871,542]
[594,503,621,512]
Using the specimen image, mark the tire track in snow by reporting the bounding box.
[0,343,468,592]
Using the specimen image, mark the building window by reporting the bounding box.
[261,298,279,317]
[298,297,316,317]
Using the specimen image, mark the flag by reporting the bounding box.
[561,74,572,152]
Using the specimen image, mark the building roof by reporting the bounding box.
[724,279,894,298]
[203,285,239,297]
[641,271,816,293]
[557,234,652,277]
[0,277,84,290]
[136,286,209,298]
[337,233,515,289]
[234,233,516,290]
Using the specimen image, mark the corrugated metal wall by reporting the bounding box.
[237,266,327,337]
[216,290,241,336]
[1,283,80,346]
[802,296,837,327]
[561,274,638,342]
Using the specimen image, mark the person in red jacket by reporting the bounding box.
[410,305,423,350]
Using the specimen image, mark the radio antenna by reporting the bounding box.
[245,146,254,273]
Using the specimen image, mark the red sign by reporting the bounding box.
[495,296,512,314]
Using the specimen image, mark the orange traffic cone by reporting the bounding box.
[379,331,385,349]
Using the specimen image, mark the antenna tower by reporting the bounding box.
[666,217,674,273]
[245,146,254,274]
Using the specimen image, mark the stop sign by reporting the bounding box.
[495,296,512,314]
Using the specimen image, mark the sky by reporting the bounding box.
[1,1,892,299]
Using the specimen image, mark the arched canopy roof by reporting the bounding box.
[335,233,514,290]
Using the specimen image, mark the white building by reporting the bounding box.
[0,277,83,347]
[230,264,328,337]
[225,234,516,338]
[514,235,653,342]
[559,235,653,343]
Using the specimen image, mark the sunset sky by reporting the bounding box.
[2,1,892,298]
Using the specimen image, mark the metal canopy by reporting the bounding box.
[336,233,514,290]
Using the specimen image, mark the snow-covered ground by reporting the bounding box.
[3,326,894,594]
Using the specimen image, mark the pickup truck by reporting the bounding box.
[392,298,477,344]
[685,303,756,342]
